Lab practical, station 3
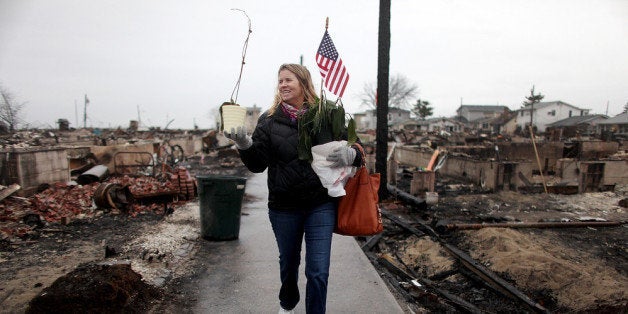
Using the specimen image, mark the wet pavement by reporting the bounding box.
[192,171,404,313]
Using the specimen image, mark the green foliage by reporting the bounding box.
[297,97,356,161]
[522,85,544,107]
[347,118,357,144]
[412,99,433,120]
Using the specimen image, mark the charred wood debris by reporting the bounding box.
[0,128,235,246]
[359,130,626,313]
[2,127,627,312]
[365,193,626,313]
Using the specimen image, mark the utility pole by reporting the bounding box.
[524,85,544,137]
[74,100,78,127]
[83,94,89,128]
[376,0,391,200]
[137,105,141,128]
[529,87,534,128]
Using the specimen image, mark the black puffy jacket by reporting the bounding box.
[238,107,361,211]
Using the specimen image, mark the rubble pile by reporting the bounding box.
[0,174,193,244]
[109,175,175,196]
[26,261,162,313]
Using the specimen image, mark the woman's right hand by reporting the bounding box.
[224,126,252,150]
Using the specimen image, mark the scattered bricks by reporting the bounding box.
[1,175,183,242]
[169,167,197,200]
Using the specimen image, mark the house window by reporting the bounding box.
[569,110,572,117]
[548,110,556,116]
[521,111,524,117]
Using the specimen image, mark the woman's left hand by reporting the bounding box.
[326,146,356,168]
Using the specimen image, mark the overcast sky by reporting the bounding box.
[1,0,627,130]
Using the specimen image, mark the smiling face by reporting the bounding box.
[278,69,305,108]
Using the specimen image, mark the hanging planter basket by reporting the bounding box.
[219,9,251,132]
[219,102,247,132]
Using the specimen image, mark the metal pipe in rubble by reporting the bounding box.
[436,220,624,233]
[77,164,110,185]
[386,184,427,211]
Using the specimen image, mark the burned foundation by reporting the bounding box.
[393,140,626,194]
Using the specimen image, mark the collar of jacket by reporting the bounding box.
[272,106,298,127]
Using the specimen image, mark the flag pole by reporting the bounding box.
[324,17,341,105]
[319,17,329,111]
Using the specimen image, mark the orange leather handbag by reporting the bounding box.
[335,144,383,236]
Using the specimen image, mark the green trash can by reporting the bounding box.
[196,175,247,240]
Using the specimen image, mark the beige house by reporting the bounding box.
[456,105,510,124]
[354,108,411,131]
[245,105,262,133]
[502,114,520,134]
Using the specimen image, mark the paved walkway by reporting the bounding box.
[192,171,404,313]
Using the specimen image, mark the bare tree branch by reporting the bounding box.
[359,74,418,110]
[0,85,26,132]
[360,81,377,109]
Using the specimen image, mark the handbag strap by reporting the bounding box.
[351,143,367,167]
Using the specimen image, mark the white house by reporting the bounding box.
[354,108,412,131]
[353,112,369,131]
[597,112,628,134]
[517,101,590,133]
[546,114,608,137]
[456,105,510,124]
[425,117,464,133]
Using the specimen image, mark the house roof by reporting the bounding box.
[471,116,496,124]
[398,119,429,126]
[521,100,588,112]
[456,105,509,113]
[365,107,411,114]
[467,111,516,124]
[546,114,608,127]
[597,112,628,125]
[425,117,464,125]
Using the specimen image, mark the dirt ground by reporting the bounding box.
[1,154,626,313]
[387,174,628,312]
[0,153,247,313]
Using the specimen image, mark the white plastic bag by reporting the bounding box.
[311,140,356,197]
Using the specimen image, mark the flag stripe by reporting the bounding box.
[329,59,344,93]
[316,30,349,98]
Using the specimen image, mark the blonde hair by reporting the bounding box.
[268,64,318,115]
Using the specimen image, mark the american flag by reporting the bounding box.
[316,30,349,97]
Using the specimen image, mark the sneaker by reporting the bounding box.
[278,306,294,314]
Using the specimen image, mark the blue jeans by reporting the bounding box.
[269,202,336,314]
